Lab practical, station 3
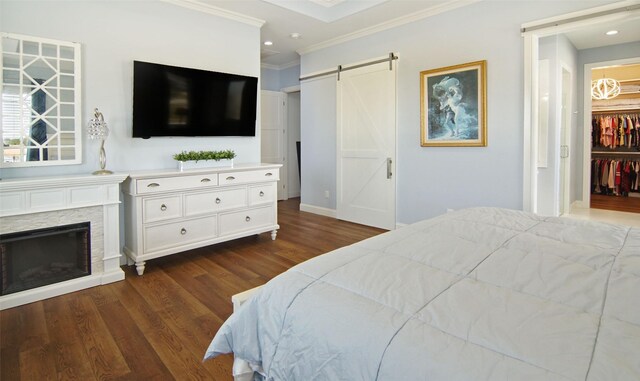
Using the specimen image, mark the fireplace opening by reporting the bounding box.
[1,222,91,296]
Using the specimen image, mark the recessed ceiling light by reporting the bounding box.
[289,32,302,39]
[605,30,619,36]
[264,41,273,46]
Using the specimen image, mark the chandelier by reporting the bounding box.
[591,77,621,100]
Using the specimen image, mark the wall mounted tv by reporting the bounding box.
[132,60,258,138]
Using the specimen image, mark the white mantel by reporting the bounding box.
[0,173,128,310]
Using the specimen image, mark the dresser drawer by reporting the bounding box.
[249,184,276,205]
[143,195,182,223]
[219,169,279,186]
[144,216,217,253]
[137,174,218,194]
[184,188,247,217]
[219,206,274,236]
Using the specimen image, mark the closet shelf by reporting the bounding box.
[592,151,640,156]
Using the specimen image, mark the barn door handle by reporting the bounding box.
[386,158,392,179]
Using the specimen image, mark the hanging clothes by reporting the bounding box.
[590,158,640,196]
[592,113,640,150]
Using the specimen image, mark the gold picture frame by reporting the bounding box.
[420,60,487,147]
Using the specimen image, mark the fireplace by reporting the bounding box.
[0,173,126,309]
[1,222,91,296]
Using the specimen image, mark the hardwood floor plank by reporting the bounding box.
[0,198,384,380]
[69,295,131,380]
[92,286,173,380]
[1,306,23,381]
[19,344,57,381]
[17,302,50,352]
[43,295,96,380]
[591,193,640,213]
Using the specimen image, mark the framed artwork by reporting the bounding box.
[420,60,487,147]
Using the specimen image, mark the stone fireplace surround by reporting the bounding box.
[0,173,128,310]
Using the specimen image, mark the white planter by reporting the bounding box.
[177,159,234,171]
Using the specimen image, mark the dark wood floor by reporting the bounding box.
[591,193,640,214]
[0,198,385,381]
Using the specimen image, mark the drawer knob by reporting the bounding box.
[265,172,273,177]
[160,204,167,211]
[226,176,235,181]
[259,191,264,197]
[201,178,211,183]
[245,216,251,222]
[147,182,160,188]
[215,197,221,204]
[180,228,187,235]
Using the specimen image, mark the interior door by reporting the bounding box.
[260,90,287,200]
[337,60,396,230]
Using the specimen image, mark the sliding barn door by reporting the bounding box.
[337,60,396,230]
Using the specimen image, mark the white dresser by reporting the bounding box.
[122,163,281,275]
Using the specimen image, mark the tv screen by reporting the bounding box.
[132,61,258,138]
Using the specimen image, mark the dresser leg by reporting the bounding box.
[135,261,146,276]
[271,229,277,240]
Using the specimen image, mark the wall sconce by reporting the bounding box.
[87,108,113,175]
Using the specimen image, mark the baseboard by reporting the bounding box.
[571,200,587,210]
[299,203,337,218]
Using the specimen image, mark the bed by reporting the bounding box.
[204,207,640,380]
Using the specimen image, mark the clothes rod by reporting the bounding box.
[521,4,640,33]
[299,53,398,82]
[592,108,640,114]
[592,151,640,155]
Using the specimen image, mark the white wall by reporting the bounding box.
[300,76,336,210]
[261,67,281,91]
[299,0,616,224]
[1,0,261,178]
[261,64,300,91]
[279,65,300,90]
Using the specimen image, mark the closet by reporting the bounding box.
[590,111,640,214]
[589,64,640,214]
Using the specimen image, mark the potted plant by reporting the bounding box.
[173,150,236,171]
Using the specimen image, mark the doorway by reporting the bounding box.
[585,60,640,214]
[522,3,640,218]
[284,89,301,199]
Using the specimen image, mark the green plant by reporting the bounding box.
[173,150,236,162]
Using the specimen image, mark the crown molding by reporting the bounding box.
[261,59,301,71]
[160,0,265,28]
[261,63,280,70]
[297,0,481,55]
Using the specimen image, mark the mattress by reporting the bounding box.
[205,207,640,380]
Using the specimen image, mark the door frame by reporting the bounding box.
[581,56,640,209]
[281,85,301,199]
[522,1,640,213]
[559,63,572,215]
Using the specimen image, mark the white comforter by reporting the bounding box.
[205,207,640,380]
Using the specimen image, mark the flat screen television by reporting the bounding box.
[132,60,258,138]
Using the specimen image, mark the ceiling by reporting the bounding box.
[171,0,640,69]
